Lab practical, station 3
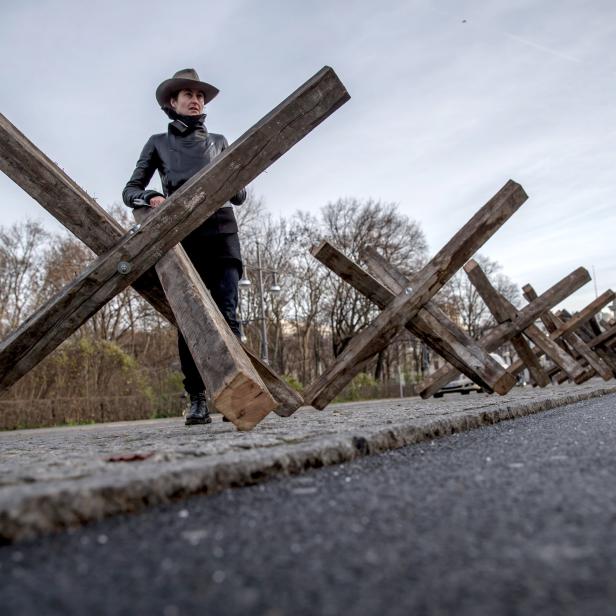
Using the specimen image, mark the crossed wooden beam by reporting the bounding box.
[304,180,530,407]
[0,66,350,430]
[568,311,616,375]
[415,272,616,395]
[304,180,614,405]
[480,289,616,386]
[520,285,614,382]
[538,303,616,383]
[1,67,612,428]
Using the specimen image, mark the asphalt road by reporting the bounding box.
[2,394,616,616]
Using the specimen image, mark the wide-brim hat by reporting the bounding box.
[155,68,219,108]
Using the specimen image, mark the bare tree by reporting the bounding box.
[0,192,468,425]
[319,198,428,363]
[0,220,49,335]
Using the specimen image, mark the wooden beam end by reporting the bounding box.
[463,259,479,274]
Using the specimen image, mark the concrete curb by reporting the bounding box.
[2,384,616,542]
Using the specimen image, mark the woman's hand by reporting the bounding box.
[149,196,166,208]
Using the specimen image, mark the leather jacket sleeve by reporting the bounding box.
[122,137,165,208]
[221,136,247,206]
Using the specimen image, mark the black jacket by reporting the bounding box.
[122,119,245,260]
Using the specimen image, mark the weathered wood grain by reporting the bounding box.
[360,247,515,393]
[587,322,616,349]
[550,291,615,341]
[241,345,304,416]
[501,291,615,382]
[416,267,591,398]
[133,208,277,430]
[463,260,549,387]
[0,112,176,324]
[0,113,303,416]
[304,180,528,409]
[0,66,350,392]
[584,317,616,375]
[522,283,612,381]
[464,261,584,382]
[315,243,516,393]
[310,242,515,394]
[558,312,616,377]
[587,315,616,346]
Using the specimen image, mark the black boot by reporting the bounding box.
[185,392,211,425]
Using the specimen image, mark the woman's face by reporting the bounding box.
[171,88,205,116]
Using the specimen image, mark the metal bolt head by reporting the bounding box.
[117,261,132,275]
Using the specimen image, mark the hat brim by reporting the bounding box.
[156,77,219,108]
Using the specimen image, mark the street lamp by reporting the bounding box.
[238,274,251,343]
[256,241,269,363]
[238,241,282,363]
[269,272,281,295]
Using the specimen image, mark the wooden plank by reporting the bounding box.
[588,322,616,349]
[241,345,304,417]
[550,290,615,340]
[416,267,591,398]
[464,261,584,382]
[0,113,128,253]
[463,260,550,387]
[359,247,515,393]
[303,180,528,409]
[585,318,616,375]
[525,286,573,359]
[0,66,350,392]
[0,113,303,417]
[587,315,616,344]
[0,112,176,324]
[522,283,612,381]
[510,340,550,386]
[312,241,514,394]
[568,312,616,352]
[132,208,276,430]
[558,312,616,377]
[499,292,615,382]
[557,367,594,384]
[522,284,613,380]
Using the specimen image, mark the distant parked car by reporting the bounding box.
[433,353,509,398]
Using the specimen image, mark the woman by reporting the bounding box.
[123,68,246,426]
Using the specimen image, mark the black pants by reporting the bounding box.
[178,255,242,395]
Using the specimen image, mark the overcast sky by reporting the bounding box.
[1,0,615,313]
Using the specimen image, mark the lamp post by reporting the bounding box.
[256,241,269,363]
[238,272,251,344]
[237,241,281,363]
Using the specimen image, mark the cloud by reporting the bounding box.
[0,0,614,311]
